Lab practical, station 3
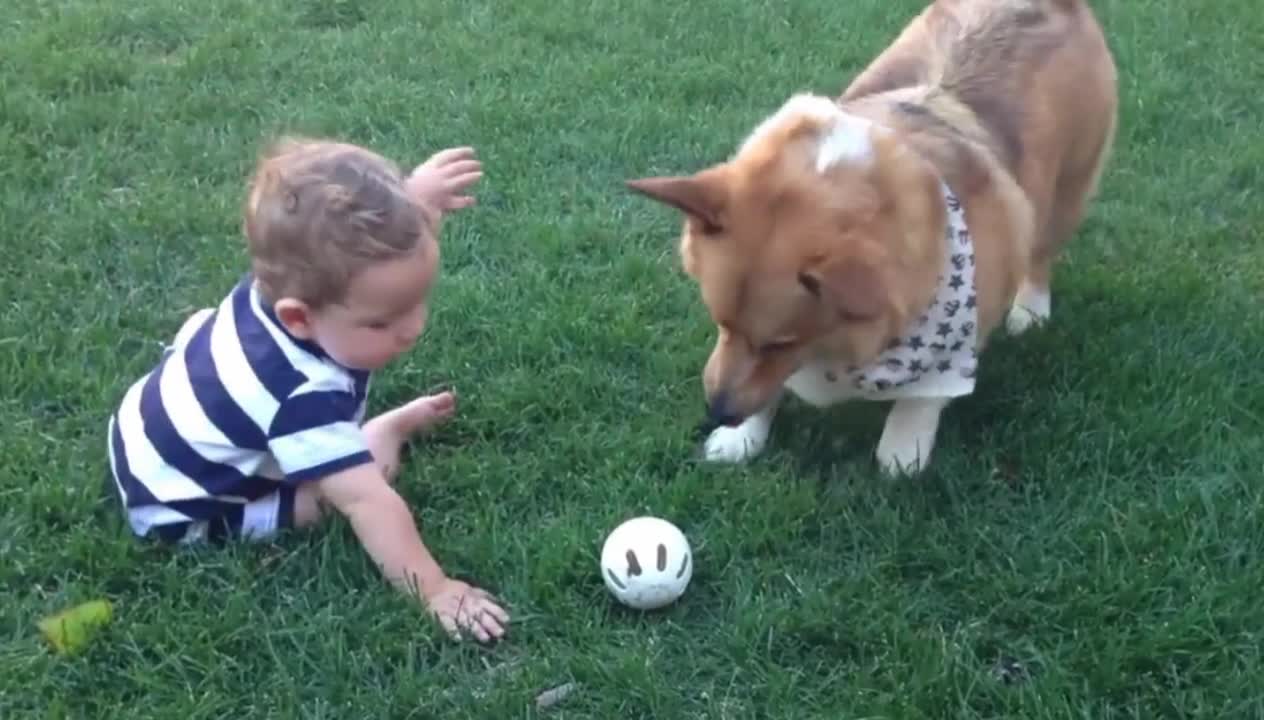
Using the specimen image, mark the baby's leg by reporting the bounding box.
[294,483,324,527]
[294,392,456,527]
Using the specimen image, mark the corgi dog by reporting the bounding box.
[627,0,1117,476]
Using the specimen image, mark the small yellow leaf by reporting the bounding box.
[37,600,114,655]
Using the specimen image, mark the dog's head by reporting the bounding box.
[628,95,948,426]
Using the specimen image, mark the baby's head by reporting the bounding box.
[243,137,438,371]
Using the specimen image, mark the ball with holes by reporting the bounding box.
[600,516,693,610]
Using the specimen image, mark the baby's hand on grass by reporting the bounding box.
[426,578,510,644]
[407,147,482,216]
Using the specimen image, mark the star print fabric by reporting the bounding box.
[843,184,979,401]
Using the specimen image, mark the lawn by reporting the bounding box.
[2,0,1263,717]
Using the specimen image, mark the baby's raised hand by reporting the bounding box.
[407,147,483,216]
[426,577,509,644]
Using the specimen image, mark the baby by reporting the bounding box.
[105,137,509,643]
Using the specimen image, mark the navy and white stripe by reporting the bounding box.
[108,275,373,537]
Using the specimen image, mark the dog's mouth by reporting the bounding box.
[693,417,719,441]
[693,413,741,441]
[696,405,747,435]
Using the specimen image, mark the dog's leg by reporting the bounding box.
[1006,275,1052,335]
[1006,159,1057,336]
[1005,180,1093,335]
[876,396,948,477]
[1009,106,1115,336]
[703,392,783,464]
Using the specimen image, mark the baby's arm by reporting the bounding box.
[315,464,444,592]
[406,147,482,219]
[270,387,507,642]
[311,465,508,643]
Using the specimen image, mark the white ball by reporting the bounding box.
[600,516,693,610]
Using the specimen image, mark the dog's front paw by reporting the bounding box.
[876,397,947,478]
[1005,305,1044,335]
[703,423,768,464]
[1006,281,1051,335]
[876,431,932,477]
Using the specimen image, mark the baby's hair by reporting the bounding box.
[242,137,434,308]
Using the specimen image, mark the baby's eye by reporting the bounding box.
[365,320,391,331]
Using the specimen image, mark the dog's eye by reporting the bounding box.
[798,272,821,296]
[691,216,723,236]
[759,338,797,354]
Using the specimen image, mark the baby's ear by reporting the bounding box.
[273,298,316,339]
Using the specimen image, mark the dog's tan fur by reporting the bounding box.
[627,0,1117,474]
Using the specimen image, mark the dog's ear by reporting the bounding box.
[868,130,946,262]
[798,258,888,322]
[626,167,729,233]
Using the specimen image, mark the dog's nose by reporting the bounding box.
[706,393,745,427]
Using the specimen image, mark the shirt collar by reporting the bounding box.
[241,274,331,362]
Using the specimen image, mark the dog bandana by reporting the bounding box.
[842,183,978,401]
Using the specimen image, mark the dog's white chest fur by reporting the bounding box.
[786,183,980,406]
[784,363,862,406]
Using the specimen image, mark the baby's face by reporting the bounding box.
[309,237,439,371]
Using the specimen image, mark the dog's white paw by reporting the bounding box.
[703,423,769,463]
[1006,282,1051,335]
[1005,306,1044,335]
[876,431,932,477]
[876,397,946,478]
[701,395,781,464]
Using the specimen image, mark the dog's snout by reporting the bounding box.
[706,393,745,427]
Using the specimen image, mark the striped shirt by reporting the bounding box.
[107,275,373,537]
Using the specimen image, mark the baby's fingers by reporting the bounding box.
[423,146,477,169]
[443,195,477,211]
[435,610,462,642]
[474,591,511,625]
[465,617,493,643]
[459,602,504,643]
[473,611,505,641]
[444,169,483,191]
[438,159,482,179]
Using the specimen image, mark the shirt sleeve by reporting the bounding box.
[267,387,374,484]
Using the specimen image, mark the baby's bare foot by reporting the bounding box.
[363,392,457,483]
[388,392,457,438]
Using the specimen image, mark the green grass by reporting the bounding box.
[2,0,1263,716]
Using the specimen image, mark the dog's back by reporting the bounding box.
[846,0,1113,174]
[842,0,1117,326]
